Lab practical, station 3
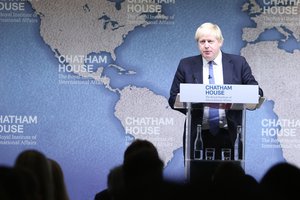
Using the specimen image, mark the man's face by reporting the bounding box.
[197,30,223,61]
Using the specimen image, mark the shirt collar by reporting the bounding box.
[214,51,222,66]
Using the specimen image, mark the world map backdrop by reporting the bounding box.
[1,0,299,200]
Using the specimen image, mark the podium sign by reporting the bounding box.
[180,84,259,104]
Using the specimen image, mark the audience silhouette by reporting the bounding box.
[259,162,300,200]
[48,158,70,200]
[123,139,188,200]
[0,165,40,200]
[210,162,260,199]
[122,139,165,200]
[94,164,125,200]
[14,149,54,200]
[2,146,300,200]
[10,149,70,200]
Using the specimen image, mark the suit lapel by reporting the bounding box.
[191,55,203,83]
[222,53,234,84]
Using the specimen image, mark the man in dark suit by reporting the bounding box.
[168,22,263,161]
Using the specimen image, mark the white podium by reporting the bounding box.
[176,83,263,182]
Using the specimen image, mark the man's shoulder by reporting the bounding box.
[180,55,202,63]
[222,52,245,61]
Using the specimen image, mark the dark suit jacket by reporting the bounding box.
[168,52,263,144]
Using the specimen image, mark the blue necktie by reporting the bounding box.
[208,61,219,135]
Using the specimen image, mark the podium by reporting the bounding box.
[176,83,264,182]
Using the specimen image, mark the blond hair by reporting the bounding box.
[194,22,224,43]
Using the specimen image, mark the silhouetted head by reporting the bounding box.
[260,162,300,199]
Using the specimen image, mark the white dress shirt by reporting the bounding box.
[202,51,228,130]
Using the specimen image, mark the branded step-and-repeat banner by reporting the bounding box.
[1,0,299,199]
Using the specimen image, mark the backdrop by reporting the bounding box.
[1,0,299,199]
